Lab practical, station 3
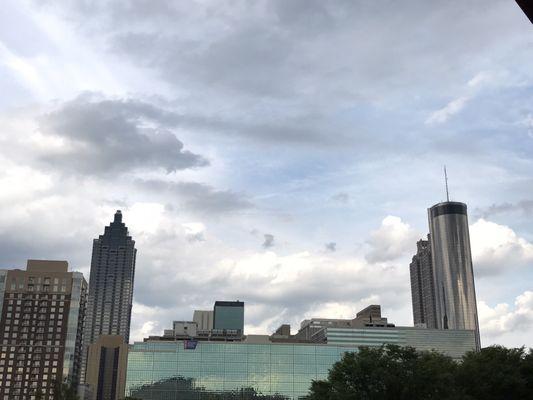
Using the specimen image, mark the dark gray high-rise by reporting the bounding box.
[82,211,136,381]
[86,211,136,342]
[428,201,480,348]
[409,237,437,328]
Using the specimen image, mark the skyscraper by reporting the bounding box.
[0,260,87,399]
[82,211,136,380]
[409,237,437,328]
[428,201,480,348]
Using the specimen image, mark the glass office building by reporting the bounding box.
[213,301,244,333]
[428,201,480,349]
[126,341,348,400]
[125,326,476,400]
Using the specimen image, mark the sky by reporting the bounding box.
[0,0,532,348]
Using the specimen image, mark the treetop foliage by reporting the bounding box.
[306,345,533,400]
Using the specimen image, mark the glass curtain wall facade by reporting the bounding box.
[428,202,480,349]
[324,327,476,361]
[213,301,244,333]
[126,341,348,400]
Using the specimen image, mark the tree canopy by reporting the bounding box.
[52,381,80,400]
[306,345,533,400]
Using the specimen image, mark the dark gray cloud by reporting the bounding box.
[325,242,336,252]
[262,234,274,248]
[59,0,524,101]
[331,192,350,204]
[37,94,208,175]
[136,179,253,214]
[475,200,533,219]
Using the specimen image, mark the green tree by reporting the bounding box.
[456,346,532,400]
[306,344,458,400]
[523,348,533,397]
[52,381,79,400]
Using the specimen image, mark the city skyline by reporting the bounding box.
[0,0,532,351]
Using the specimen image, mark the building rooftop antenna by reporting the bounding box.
[444,165,450,202]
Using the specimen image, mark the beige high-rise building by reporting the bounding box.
[0,260,87,399]
[85,335,128,400]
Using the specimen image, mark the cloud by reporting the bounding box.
[262,234,275,249]
[470,218,533,276]
[475,200,533,218]
[61,0,524,103]
[331,192,350,204]
[182,222,206,243]
[523,114,533,138]
[1,0,532,350]
[131,239,409,338]
[136,179,253,215]
[425,96,470,125]
[36,93,208,175]
[365,216,420,263]
[478,291,533,339]
[325,242,336,252]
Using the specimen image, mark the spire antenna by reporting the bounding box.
[444,165,450,202]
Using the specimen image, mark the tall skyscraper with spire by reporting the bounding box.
[428,201,480,348]
[409,200,481,349]
[410,170,480,349]
[82,210,136,381]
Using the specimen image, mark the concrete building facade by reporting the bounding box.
[409,238,437,328]
[85,335,128,400]
[193,310,213,331]
[0,260,87,399]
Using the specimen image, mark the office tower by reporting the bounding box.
[82,211,136,383]
[85,335,128,400]
[409,237,437,328]
[428,201,480,348]
[213,301,244,334]
[85,210,136,345]
[193,310,213,331]
[0,260,87,399]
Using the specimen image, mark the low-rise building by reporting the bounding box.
[125,304,476,400]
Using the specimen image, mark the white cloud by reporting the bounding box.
[127,202,167,235]
[468,71,494,87]
[365,216,420,263]
[425,96,469,125]
[478,291,533,345]
[470,218,533,276]
[182,222,206,242]
[129,239,409,340]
